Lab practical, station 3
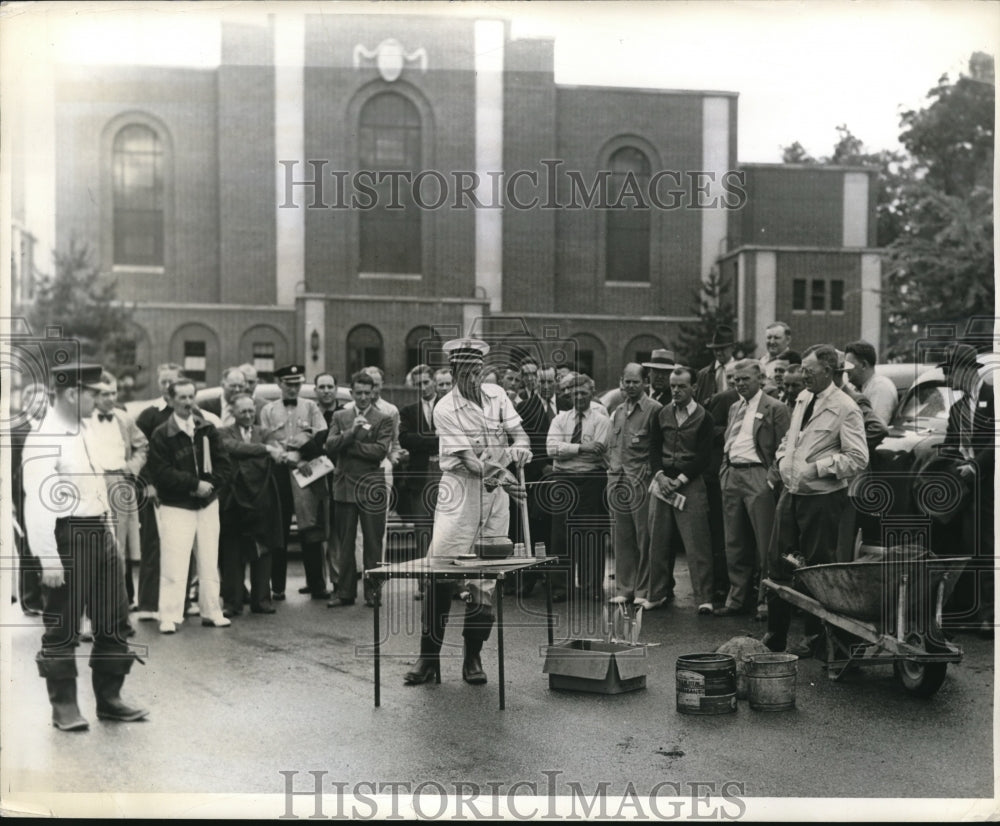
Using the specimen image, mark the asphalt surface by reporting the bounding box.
[2,552,995,818]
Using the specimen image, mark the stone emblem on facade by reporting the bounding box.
[353,38,427,82]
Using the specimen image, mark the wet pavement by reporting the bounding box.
[2,552,994,817]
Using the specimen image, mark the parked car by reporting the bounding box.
[123,382,351,420]
[870,357,994,518]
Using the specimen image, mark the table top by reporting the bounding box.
[366,555,559,580]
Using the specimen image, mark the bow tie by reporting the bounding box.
[283,399,297,407]
[97,413,114,422]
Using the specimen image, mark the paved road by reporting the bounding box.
[2,554,994,818]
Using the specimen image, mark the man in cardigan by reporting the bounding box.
[646,365,716,613]
[714,360,790,619]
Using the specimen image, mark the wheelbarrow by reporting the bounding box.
[762,555,969,697]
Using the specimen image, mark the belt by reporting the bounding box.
[728,462,763,469]
[56,513,109,524]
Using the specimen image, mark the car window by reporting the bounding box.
[891,381,960,432]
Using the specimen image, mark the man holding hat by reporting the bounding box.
[641,349,676,406]
[404,338,532,687]
[260,364,331,601]
[21,363,148,731]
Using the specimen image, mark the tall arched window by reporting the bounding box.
[113,124,164,267]
[606,146,651,283]
[405,325,441,372]
[358,93,422,275]
[347,325,384,377]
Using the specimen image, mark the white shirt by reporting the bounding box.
[89,410,128,471]
[547,405,611,472]
[726,389,764,464]
[673,398,698,426]
[421,397,435,429]
[435,382,524,473]
[21,412,110,563]
[860,373,899,426]
[173,412,196,439]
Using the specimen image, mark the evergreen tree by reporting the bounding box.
[670,267,753,370]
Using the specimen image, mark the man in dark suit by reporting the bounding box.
[325,371,394,607]
[641,349,675,406]
[399,364,440,558]
[218,394,284,616]
[11,381,47,616]
[199,366,247,427]
[715,360,790,619]
[938,342,994,637]
[694,325,736,405]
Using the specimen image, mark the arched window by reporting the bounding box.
[347,325,384,377]
[113,124,164,267]
[405,326,441,372]
[625,334,667,367]
[606,146,651,283]
[358,93,422,275]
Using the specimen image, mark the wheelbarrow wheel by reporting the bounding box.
[893,658,947,698]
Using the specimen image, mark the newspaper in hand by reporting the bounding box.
[649,479,686,511]
[292,455,335,488]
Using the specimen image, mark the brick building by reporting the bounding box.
[11,12,881,393]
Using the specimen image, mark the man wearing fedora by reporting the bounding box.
[641,349,676,406]
[694,325,736,405]
[937,342,994,637]
[22,363,148,730]
[260,364,331,601]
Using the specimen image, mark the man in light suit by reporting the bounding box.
[90,371,149,610]
[764,345,868,657]
[714,360,790,619]
[325,371,394,607]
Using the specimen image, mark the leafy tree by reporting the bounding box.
[670,267,754,370]
[27,240,137,374]
[884,53,994,358]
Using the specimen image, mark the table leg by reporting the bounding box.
[374,577,381,708]
[496,574,505,711]
[545,567,554,645]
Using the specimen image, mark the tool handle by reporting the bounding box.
[517,465,532,555]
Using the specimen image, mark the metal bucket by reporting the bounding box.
[746,653,798,711]
[676,653,737,715]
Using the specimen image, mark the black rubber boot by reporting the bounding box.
[404,580,450,685]
[763,591,792,652]
[462,603,494,685]
[92,672,149,722]
[46,678,89,732]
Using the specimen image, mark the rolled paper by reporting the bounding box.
[203,435,212,475]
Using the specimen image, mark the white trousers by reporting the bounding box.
[156,501,224,624]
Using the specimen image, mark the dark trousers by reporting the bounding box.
[704,471,730,596]
[274,471,327,595]
[36,516,134,680]
[333,500,387,602]
[767,488,849,647]
[136,502,160,612]
[547,471,609,599]
[219,518,273,611]
[16,532,43,612]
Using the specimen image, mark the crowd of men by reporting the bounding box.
[11,320,994,726]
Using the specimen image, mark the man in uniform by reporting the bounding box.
[22,363,148,731]
[403,339,531,687]
[259,364,330,601]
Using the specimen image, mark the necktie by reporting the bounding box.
[717,363,727,392]
[724,399,748,455]
[571,412,583,444]
[97,413,114,422]
[801,395,817,427]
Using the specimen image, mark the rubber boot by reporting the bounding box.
[462,603,494,685]
[404,580,450,685]
[763,592,792,653]
[46,678,89,732]
[92,672,149,722]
